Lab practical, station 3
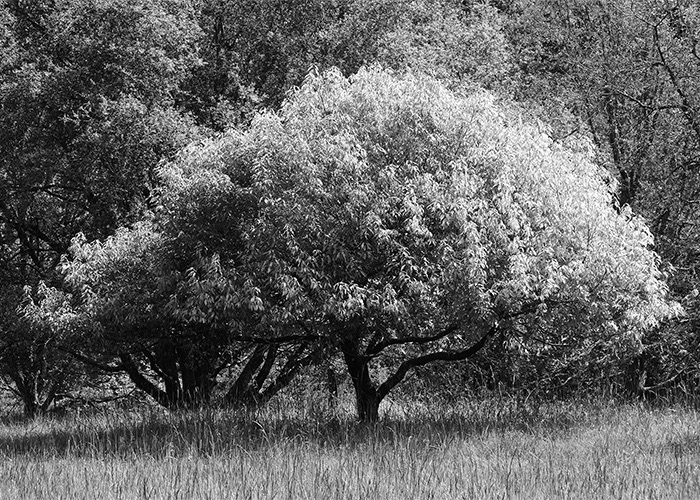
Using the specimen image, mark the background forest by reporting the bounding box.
[0,0,698,422]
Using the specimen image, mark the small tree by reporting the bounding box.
[14,283,87,417]
[55,221,321,409]
[150,67,679,420]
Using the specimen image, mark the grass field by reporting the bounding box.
[0,397,698,499]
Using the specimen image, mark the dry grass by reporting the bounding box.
[0,397,698,499]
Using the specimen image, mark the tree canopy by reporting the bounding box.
[59,67,679,420]
[2,0,695,419]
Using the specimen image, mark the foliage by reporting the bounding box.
[2,0,696,419]
[373,2,512,87]
[136,67,679,420]
[507,0,700,397]
[4,0,513,414]
[185,0,512,128]
[0,0,203,415]
[58,216,321,408]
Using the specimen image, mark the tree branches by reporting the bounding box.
[378,323,498,399]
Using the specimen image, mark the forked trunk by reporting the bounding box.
[9,369,57,419]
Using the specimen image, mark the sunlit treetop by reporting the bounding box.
[64,67,680,351]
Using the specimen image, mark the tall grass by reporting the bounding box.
[0,397,698,499]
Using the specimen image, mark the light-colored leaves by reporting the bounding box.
[58,66,680,365]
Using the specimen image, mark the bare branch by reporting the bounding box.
[611,88,680,111]
[366,323,462,356]
[366,298,563,357]
[61,347,124,373]
[377,324,498,399]
[233,333,322,344]
[653,24,700,142]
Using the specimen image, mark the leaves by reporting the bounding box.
[139,66,679,357]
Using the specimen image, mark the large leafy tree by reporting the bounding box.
[0,0,202,415]
[10,0,514,414]
[63,67,677,421]
[25,0,515,413]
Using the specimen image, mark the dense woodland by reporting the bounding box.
[0,0,697,421]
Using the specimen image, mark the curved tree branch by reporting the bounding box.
[377,324,499,399]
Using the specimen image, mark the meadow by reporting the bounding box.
[0,397,698,500]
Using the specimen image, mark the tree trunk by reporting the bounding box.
[342,345,382,422]
[120,353,171,408]
[177,347,215,408]
[356,388,381,422]
[20,384,39,419]
[224,344,268,407]
[326,364,338,410]
[626,351,651,400]
[9,370,42,418]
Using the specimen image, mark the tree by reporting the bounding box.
[507,0,700,397]
[115,66,678,421]
[184,0,512,128]
[56,215,320,409]
[5,0,513,415]
[0,0,203,416]
[369,1,512,88]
